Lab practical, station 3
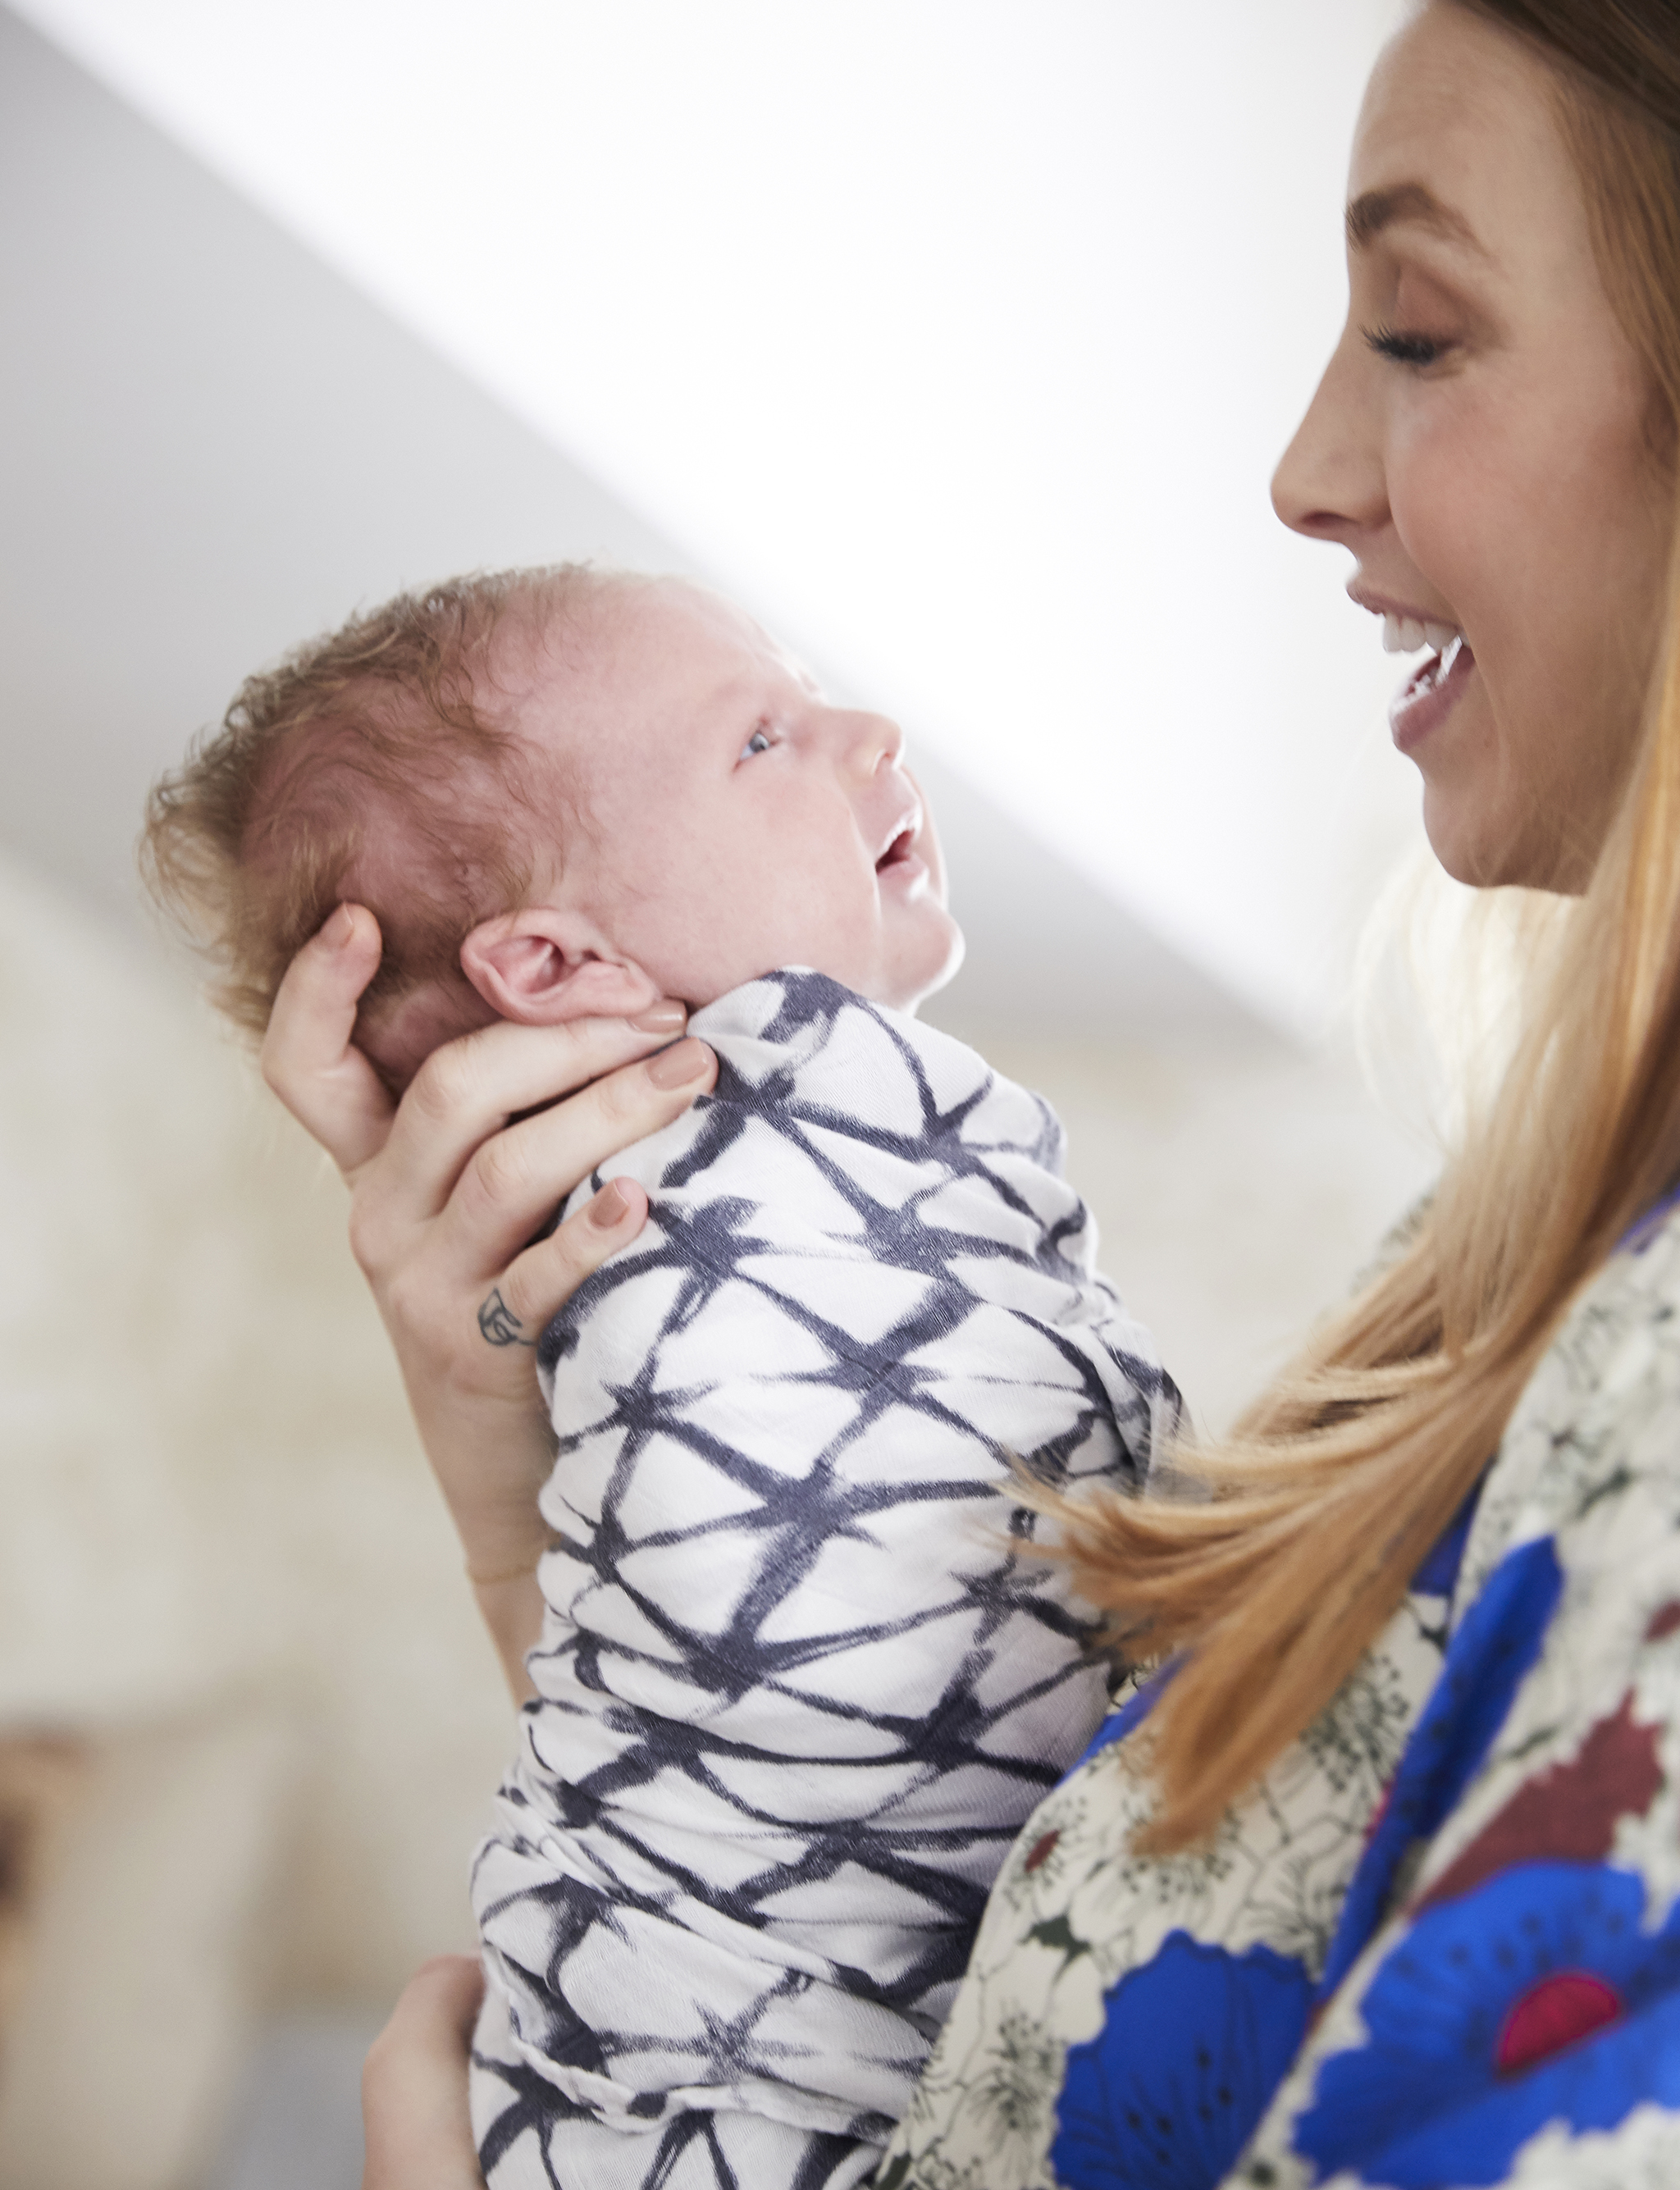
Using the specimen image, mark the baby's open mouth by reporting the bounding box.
[876,828,916,872]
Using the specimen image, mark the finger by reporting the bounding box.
[480,1178,653,1345]
[374,1010,695,1228]
[362,1955,485,2190]
[262,904,396,1176]
[438,1037,718,1280]
[383,1951,484,2050]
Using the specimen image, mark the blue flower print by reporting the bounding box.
[1295,1862,1680,2187]
[1052,1931,1312,2189]
[1318,1535,1563,2001]
[1331,1533,1559,2005]
[1075,1659,1182,1773]
[1408,1484,1479,1600]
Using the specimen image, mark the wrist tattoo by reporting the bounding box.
[478,1287,536,1348]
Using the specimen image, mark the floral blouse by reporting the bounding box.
[873,1198,1680,2188]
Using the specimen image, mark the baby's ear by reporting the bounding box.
[460,910,661,1025]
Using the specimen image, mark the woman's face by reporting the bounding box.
[1272,1,1673,892]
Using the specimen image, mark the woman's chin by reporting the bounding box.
[1420,809,1487,889]
[1420,792,1583,896]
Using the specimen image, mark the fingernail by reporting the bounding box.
[323,903,355,949]
[646,1037,711,1090]
[589,1179,632,1228]
[629,1001,687,1034]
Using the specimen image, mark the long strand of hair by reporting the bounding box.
[1050,0,1680,1854]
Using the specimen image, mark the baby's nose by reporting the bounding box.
[838,709,904,778]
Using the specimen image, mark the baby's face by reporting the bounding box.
[515,580,963,1012]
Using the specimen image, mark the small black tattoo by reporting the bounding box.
[478,1287,535,1348]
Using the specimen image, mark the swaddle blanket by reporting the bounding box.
[470,970,1179,2189]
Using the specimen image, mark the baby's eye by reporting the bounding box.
[740,727,774,760]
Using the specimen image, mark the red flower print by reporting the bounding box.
[1495,1970,1622,2074]
[1025,1831,1061,1874]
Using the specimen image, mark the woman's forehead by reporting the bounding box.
[1350,4,1574,244]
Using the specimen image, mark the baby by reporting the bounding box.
[145,565,1181,2190]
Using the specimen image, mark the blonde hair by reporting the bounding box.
[142,563,611,1070]
[1055,0,1680,1852]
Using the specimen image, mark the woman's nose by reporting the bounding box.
[1271,332,1389,548]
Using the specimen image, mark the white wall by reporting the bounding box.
[0,1,1249,1047]
[8,0,1418,1035]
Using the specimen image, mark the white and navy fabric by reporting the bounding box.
[468,970,1179,2190]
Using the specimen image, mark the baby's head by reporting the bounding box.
[144,566,963,1088]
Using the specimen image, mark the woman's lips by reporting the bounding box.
[1390,633,1475,753]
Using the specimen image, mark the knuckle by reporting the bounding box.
[408,1037,481,1127]
[381,1266,422,1331]
[470,1123,531,1207]
[257,1033,290,1102]
[345,1197,389,1277]
[596,1064,650,1129]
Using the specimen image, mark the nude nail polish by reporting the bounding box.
[630,1001,687,1033]
[589,1180,631,1228]
[646,1038,711,1089]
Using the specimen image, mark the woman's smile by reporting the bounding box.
[1386,626,1475,756]
[1273,1,1673,892]
[1350,586,1475,755]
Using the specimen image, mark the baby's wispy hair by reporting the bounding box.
[142,563,611,1072]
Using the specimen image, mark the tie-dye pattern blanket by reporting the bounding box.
[470,970,1178,2189]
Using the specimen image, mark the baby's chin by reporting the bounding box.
[746,919,966,1017]
[888,910,966,1014]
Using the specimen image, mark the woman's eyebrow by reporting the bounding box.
[1347,181,1486,257]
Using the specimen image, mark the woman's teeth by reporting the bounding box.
[1381,612,1460,655]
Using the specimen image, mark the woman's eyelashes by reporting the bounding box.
[1365,322,1454,368]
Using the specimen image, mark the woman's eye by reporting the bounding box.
[1365,324,1451,369]
[740,728,773,760]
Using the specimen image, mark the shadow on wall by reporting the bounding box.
[0,0,1245,1052]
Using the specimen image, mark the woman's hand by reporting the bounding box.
[361,1956,486,2190]
[262,905,717,1692]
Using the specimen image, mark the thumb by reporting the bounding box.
[361,1955,486,2190]
[261,904,395,1175]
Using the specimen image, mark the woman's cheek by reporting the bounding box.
[1390,415,1486,608]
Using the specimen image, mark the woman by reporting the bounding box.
[272,1,1680,2181]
